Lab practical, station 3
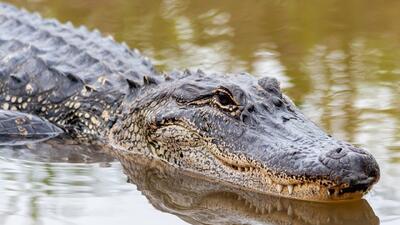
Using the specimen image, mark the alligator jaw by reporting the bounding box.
[196,140,376,202]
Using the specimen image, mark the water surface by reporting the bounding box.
[1,0,399,224]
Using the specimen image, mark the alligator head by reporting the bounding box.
[109,70,380,202]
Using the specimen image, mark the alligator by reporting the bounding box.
[0,3,380,202]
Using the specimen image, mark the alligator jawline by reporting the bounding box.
[207,147,368,202]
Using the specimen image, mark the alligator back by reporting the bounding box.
[0,3,158,136]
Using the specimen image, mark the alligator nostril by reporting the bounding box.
[335,147,343,153]
[324,147,347,159]
[247,105,255,113]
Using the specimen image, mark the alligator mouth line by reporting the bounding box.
[155,122,370,202]
[208,147,369,202]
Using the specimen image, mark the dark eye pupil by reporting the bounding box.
[217,92,232,106]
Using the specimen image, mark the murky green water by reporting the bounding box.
[0,0,399,224]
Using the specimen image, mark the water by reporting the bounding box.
[0,0,399,224]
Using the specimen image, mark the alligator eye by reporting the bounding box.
[215,90,237,106]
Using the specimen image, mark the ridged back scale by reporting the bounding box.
[0,3,159,136]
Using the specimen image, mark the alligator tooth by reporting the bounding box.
[287,205,293,216]
[276,184,283,193]
[277,201,283,211]
[288,185,294,195]
[249,167,253,172]
[244,167,249,172]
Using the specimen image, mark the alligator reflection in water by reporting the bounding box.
[1,138,114,163]
[110,149,379,225]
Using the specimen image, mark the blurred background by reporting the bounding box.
[0,0,399,224]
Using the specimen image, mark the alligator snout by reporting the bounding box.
[322,144,380,192]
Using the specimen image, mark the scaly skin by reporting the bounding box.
[0,3,379,201]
